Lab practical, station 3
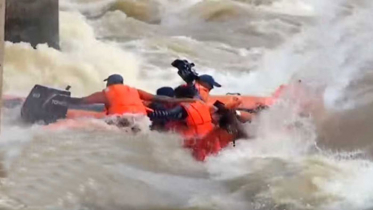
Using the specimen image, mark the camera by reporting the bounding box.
[171,59,199,84]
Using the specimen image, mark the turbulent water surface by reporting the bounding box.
[1,0,373,209]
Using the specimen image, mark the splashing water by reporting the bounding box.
[2,0,373,209]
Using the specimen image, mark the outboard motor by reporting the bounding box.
[21,85,71,124]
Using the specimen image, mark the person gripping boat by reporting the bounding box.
[147,86,177,131]
[171,59,215,102]
[149,84,253,161]
[165,59,274,160]
[171,59,256,123]
[148,85,214,134]
[149,85,217,160]
[195,74,222,102]
[148,86,176,111]
[19,73,196,131]
[63,74,198,131]
[67,74,195,116]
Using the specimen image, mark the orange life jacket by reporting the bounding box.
[195,83,210,102]
[104,84,147,115]
[181,101,214,147]
[192,127,236,161]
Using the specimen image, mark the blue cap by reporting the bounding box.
[104,74,123,86]
[156,87,175,97]
[198,74,221,88]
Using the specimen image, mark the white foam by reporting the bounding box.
[4,11,143,96]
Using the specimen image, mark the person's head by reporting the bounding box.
[103,74,123,87]
[196,74,221,90]
[156,87,175,97]
[174,85,197,99]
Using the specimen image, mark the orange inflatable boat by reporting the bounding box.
[2,84,290,161]
[2,85,287,127]
[3,84,284,125]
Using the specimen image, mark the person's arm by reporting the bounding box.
[148,105,188,121]
[69,91,107,105]
[235,110,253,123]
[137,89,196,103]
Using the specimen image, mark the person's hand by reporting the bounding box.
[255,104,269,111]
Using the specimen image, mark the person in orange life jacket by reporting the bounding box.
[194,74,256,123]
[68,74,195,116]
[186,70,259,123]
[171,59,220,102]
[148,86,176,110]
[193,75,252,124]
[194,74,221,102]
[191,100,256,161]
[148,85,217,160]
[148,85,216,138]
[148,87,176,131]
[194,74,252,123]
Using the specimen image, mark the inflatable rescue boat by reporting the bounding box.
[2,84,288,161]
[2,84,282,124]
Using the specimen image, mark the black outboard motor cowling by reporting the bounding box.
[21,85,71,124]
